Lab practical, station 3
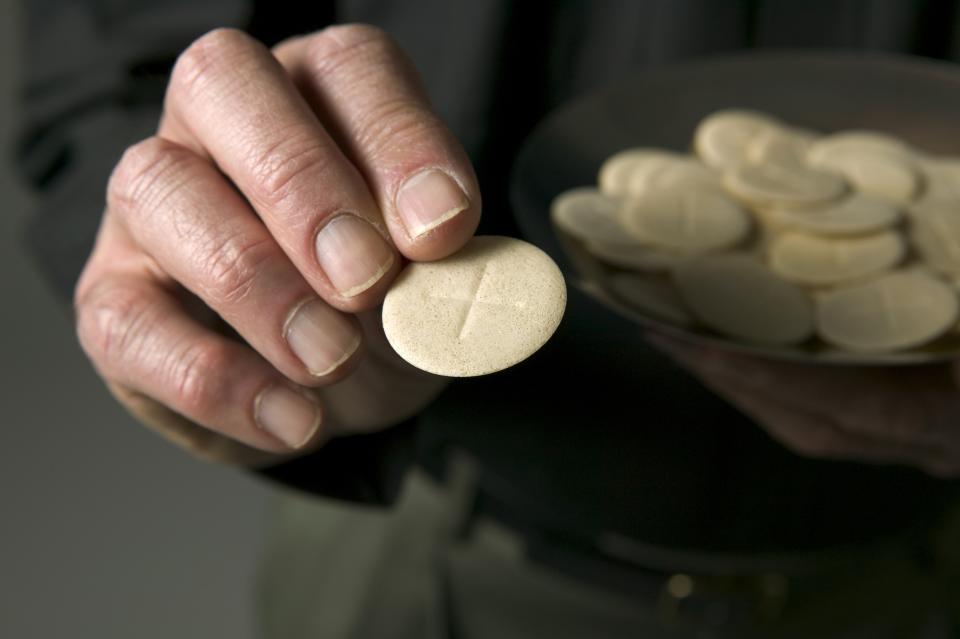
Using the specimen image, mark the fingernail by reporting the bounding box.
[255,384,322,449]
[285,298,361,376]
[396,169,469,238]
[315,214,395,297]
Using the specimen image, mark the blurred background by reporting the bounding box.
[0,2,271,637]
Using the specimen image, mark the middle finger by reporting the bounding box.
[160,28,398,312]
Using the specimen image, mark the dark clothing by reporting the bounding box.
[17,0,960,558]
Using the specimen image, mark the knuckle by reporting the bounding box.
[169,340,233,420]
[355,97,441,161]
[108,137,194,222]
[201,232,276,307]
[73,259,101,321]
[75,277,158,372]
[247,134,332,206]
[271,33,308,60]
[302,23,438,164]
[171,27,253,98]
[309,24,394,65]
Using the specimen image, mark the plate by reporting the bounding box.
[509,51,960,365]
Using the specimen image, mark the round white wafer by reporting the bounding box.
[772,194,901,237]
[694,109,779,169]
[723,161,847,207]
[598,149,681,196]
[585,241,683,272]
[619,185,751,253]
[605,273,694,326]
[382,236,566,377]
[673,255,814,345]
[816,270,959,352]
[627,156,721,195]
[808,131,913,162]
[910,201,960,275]
[808,133,919,204]
[769,231,904,286]
[550,187,632,245]
[745,126,818,167]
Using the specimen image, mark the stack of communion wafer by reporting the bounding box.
[550,109,960,354]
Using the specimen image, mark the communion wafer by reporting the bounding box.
[694,109,779,169]
[772,194,901,237]
[816,270,959,352]
[550,187,634,245]
[810,150,919,204]
[619,185,751,253]
[769,231,905,286]
[627,156,721,195]
[745,126,818,167]
[723,161,847,207]
[382,236,566,377]
[807,131,913,163]
[598,149,680,196]
[673,255,814,345]
[807,133,919,204]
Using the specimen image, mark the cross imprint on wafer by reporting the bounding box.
[427,261,527,340]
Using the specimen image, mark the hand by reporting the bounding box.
[648,334,960,479]
[73,26,480,465]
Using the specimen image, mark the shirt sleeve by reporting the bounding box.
[16,0,251,309]
[14,0,419,507]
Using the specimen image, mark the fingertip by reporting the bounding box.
[391,167,481,262]
[282,296,368,385]
[302,331,366,387]
[254,382,325,451]
[395,168,470,238]
[318,251,403,313]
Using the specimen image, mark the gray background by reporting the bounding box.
[0,2,271,637]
